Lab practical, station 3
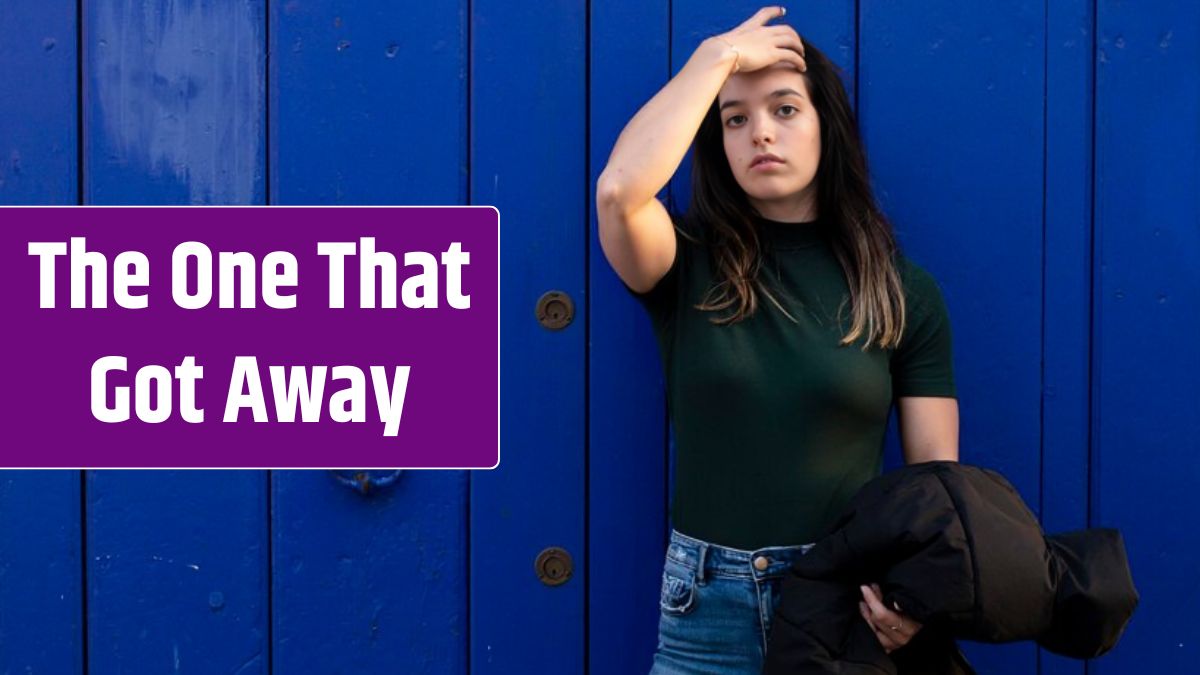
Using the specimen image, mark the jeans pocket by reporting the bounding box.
[659,563,698,616]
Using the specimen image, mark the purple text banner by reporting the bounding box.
[1,206,499,468]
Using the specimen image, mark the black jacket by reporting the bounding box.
[763,461,1139,674]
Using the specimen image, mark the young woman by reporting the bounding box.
[595,6,961,672]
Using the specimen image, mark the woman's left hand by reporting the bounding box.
[859,583,922,654]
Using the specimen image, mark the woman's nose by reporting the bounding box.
[752,120,775,146]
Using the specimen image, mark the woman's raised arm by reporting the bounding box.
[595,6,805,293]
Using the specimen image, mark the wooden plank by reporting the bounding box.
[85,471,268,674]
[83,2,269,672]
[0,2,83,673]
[1041,0,1092,672]
[84,0,266,204]
[587,0,670,671]
[470,0,587,671]
[270,0,465,205]
[0,0,77,204]
[858,2,1044,671]
[0,472,83,674]
[272,471,468,673]
[268,2,468,672]
[1091,1,1199,670]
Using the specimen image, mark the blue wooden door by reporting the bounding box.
[0,1,584,672]
[1087,1,1199,671]
[2,1,1196,673]
[1,2,83,672]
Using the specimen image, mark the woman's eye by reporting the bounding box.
[778,105,798,116]
[725,114,746,127]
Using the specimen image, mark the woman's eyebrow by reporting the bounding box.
[719,89,806,111]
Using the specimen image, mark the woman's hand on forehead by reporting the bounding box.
[712,6,807,75]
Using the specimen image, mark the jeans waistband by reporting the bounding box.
[666,529,816,581]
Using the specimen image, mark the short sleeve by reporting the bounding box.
[891,258,957,399]
[620,212,687,322]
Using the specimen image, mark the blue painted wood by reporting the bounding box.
[470,0,587,671]
[85,471,267,674]
[272,470,468,673]
[0,0,77,204]
[0,3,82,674]
[0,472,83,675]
[1041,1,1092,673]
[587,0,671,671]
[268,2,469,672]
[1,3,1192,672]
[1091,1,1199,671]
[83,2,269,672]
[269,0,465,205]
[84,0,266,204]
[858,2,1044,671]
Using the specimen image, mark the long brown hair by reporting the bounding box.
[682,37,906,351]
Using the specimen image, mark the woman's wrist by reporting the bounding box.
[698,36,740,77]
[713,36,741,73]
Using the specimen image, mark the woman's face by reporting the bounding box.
[717,64,820,216]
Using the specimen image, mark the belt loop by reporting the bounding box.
[695,542,708,583]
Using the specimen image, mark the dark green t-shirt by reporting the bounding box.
[623,211,956,550]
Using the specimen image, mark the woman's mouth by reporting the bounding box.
[751,158,785,171]
[751,153,786,170]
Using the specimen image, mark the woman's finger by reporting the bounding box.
[861,600,901,649]
[773,34,805,54]
[768,25,806,56]
[860,602,900,651]
[862,585,910,642]
[861,584,891,618]
[774,36,807,66]
[870,585,921,637]
[739,5,787,30]
[773,47,807,73]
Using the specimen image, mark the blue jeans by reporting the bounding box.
[649,529,816,674]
